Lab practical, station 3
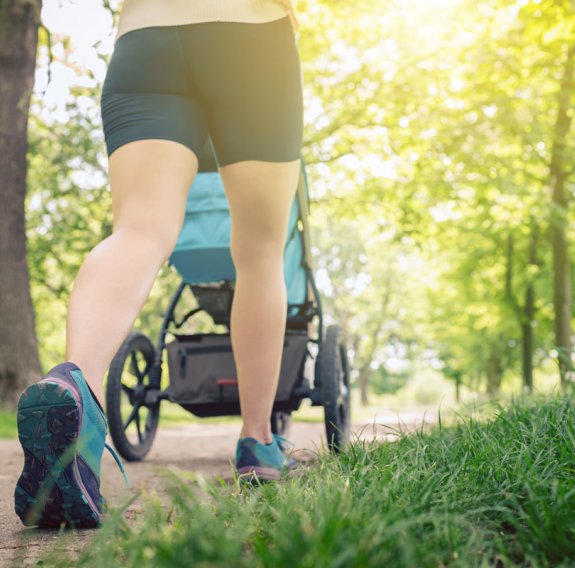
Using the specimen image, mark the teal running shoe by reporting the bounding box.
[14,362,127,528]
[235,435,297,482]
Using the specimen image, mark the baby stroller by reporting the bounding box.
[105,148,351,462]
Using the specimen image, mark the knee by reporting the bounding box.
[114,220,183,264]
[230,236,285,272]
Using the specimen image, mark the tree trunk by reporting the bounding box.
[0,0,43,407]
[350,335,371,405]
[521,223,538,393]
[357,367,370,406]
[454,372,460,403]
[506,229,535,392]
[353,277,393,407]
[485,349,503,397]
[549,43,575,388]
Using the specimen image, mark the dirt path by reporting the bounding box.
[0,414,433,567]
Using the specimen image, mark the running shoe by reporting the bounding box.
[235,435,297,482]
[14,361,127,528]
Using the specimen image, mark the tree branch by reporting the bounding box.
[38,22,52,96]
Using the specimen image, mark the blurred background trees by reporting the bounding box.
[1,0,574,408]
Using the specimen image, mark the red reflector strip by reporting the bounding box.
[217,378,238,386]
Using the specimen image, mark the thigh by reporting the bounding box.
[194,18,304,256]
[109,139,198,252]
[219,159,301,263]
[100,26,207,251]
[184,16,304,167]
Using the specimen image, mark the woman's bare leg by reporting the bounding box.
[219,159,301,444]
[65,140,198,404]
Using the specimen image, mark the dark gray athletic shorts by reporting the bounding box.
[100,16,303,166]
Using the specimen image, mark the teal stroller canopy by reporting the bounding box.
[169,168,311,313]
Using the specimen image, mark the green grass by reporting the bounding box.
[47,396,575,567]
[0,409,17,438]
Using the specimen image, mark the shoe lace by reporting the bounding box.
[273,434,295,454]
[104,442,130,488]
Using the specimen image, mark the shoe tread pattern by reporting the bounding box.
[14,382,101,528]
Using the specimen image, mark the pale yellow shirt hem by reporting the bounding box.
[116,0,292,42]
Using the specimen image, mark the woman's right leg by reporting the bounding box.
[65,139,198,405]
[15,139,198,529]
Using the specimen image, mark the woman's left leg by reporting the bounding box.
[219,159,300,444]
[196,14,303,450]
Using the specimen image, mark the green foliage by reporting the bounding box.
[41,397,575,567]
[299,0,575,395]
[25,0,575,398]
[0,410,17,438]
[370,366,410,395]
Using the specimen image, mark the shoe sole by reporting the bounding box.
[236,463,304,484]
[14,381,101,528]
[236,465,283,482]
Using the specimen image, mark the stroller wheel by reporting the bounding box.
[106,331,160,462]
[319,325,351,453]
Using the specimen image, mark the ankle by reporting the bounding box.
[65,359,105,408]
[240,426,273,445]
